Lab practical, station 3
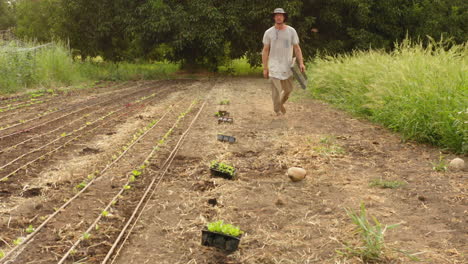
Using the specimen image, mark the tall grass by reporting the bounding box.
[309,38,467,153]
[338,203,400,262]
[78,61,179,81]
[218,57,262,76]
[0,41,82,93]
[0,41,180,94]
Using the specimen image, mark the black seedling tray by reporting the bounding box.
[291,57,308,90]
[215,111,229,117]
[210,167,236,180]
[217,134,236,143]
[218,117,234,124]
[201,229,241,252]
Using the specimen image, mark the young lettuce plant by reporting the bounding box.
[219,99,230,105]
[207,220,243,237]
[25,225,35,234]
[210,161,235,176]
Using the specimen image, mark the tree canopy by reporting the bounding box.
[6,0,467,68]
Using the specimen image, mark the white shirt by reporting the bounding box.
[262,25,299,80]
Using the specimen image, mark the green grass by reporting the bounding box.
[338,203,421,262]
[432,152,448,172]
[77,61,179,81]
[338,203,400,262]
[369,179,406,189]
[218,57,262,76]
[0,41,83,93]
[308,38,467,154]
[310,136,346,156]
[0,40,179,94]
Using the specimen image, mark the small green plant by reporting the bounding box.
[132,170,142,177]
[101,210,109,217]
[129,175,136,182]
[60,132,67,137]
[310,136,345,156]
[338,203,400,262]
[75,182,87,190]
[123,184,131,190]
[219,99,230,105]
[210,161,235,176]
[369,179,405,189]
[207,220,243,237]
[215,111,222,117]
[0,249,5,259]
[82,232,91,240]
[432,153,448,172]
[25,225,35,234]
[13,237,24,245]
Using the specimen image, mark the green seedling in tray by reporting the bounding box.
[207,220,243,237]
[210,161,235,176]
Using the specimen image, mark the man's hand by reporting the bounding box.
[299,64,306,73]
[262,44,270,79]
[263,68,269,79]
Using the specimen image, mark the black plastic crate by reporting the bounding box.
[201,229,241,252]
[217,134,236,143]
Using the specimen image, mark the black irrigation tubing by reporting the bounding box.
[57,100,199,264]
[0,106,106,155]
[0,83,146,135]
[103,81,219,264]
[0,97,52,111]
[0,105,123,171]
[0,82,129,116]
[0,99,55,122]
[0,87,167,182]
[0,82,159,140]
[0,103,142,183]
[0,81,128,108]
[0,83,164,157]
[0,96,188,264]
[0,108,146,264]
[103,100,208,264]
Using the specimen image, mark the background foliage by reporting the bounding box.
[2,0,466,68]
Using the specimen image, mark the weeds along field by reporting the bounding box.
[0,41,179,94]
[0,41,81,93]
[308,39,467,154]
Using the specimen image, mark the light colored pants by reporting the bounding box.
[270,77,294,113]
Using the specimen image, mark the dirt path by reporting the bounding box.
[0,78,465,264]
[113,77,466,264]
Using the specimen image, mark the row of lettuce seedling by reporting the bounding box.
[0,94,183,262]
[0,97,54,115]
[0,107,60,132]
[0,81,152,136]
[0,107,107,155]
[0,90,161,182]
[57,100,198,263]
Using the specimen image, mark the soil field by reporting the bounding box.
[0,78,466,264]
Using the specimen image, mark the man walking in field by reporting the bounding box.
[262,8,305,116]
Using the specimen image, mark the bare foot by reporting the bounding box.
[281,105,286,114]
